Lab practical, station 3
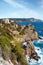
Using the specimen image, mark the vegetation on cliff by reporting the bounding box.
[0,18,39,65]
[0,19,28,65]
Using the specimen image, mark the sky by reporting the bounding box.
[0,0,43,20]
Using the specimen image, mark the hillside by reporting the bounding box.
[9,18,43,22]
[0,18,40,65]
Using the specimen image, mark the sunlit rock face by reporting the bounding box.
[31,31,38,40]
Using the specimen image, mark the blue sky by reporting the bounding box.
[0,0,43,20]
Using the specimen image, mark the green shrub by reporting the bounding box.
[0,35,10,48]
[11,41,27,65]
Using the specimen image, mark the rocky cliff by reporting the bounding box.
[0,19,40,65]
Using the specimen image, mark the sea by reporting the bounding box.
[17,21,43,65]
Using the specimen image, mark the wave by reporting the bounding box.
[26,36,43,65]
[29,46,43,65]
[39,36,43,39]
[37,39,43,43]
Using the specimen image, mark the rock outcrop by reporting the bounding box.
[0,18,40,65]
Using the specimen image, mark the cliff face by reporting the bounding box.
[0,19,39,65]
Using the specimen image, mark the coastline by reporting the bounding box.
[0,18,43,65]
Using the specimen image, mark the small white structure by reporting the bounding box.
[3,18,10,24]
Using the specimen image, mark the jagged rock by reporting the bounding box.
[22,37,40,61]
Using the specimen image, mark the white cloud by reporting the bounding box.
[3,0,25,8]
[3,0,42,19]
